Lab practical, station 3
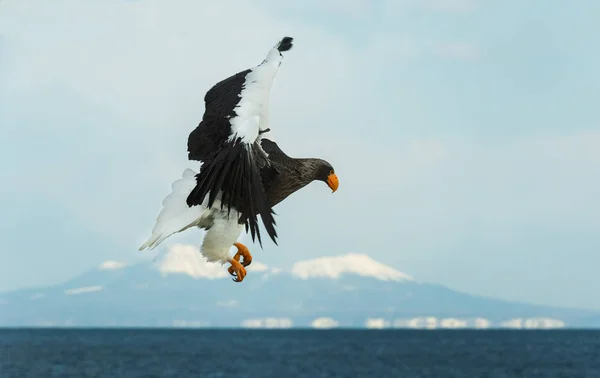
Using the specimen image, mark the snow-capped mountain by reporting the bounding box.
[1,245,598,328]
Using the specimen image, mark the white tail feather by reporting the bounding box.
[139,168,205,251]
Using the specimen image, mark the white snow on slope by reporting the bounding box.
[64,286,103,295]
[155,244,278,279]
[292,253,413,281]
[147,244,414,282]
[157,244,228,279]
[99,260,127,270]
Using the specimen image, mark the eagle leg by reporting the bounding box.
[227,258,247,283]
[232,242,253,267]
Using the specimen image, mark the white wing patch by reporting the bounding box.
[228,42,287,145]
[228,115,260,144]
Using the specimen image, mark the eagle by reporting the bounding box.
[139,37,339,282]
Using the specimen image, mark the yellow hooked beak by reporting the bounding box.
[327,173,339,193]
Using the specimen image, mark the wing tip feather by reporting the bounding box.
[277,36,294,52]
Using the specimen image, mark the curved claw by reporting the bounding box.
[228,258,247,283]
[233,242,252,267]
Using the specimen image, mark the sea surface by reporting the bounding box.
[1,329,600,377]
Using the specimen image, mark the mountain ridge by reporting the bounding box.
[1,246,598,328]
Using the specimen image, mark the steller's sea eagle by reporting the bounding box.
[139,37,339,282]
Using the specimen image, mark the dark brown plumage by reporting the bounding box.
[184,36,338,247]
[260,139,335,207]
[139,36,339,283]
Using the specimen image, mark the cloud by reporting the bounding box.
[292,254,413,281]
[64,286,103,295]
[500,318,565,329]
[365,318,389,329]
[439,318,468,328]
[241,318,293,328]
[172,320,210,327]
[98,261,127,271]
[246,262,269,272]
[384,317,565,329]
[396,317,438,329]
[311,317,340,329]
[474,318,491,329]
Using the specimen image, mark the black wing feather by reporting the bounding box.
[187,69,251,161]
[185,37,294,247]
[186,137,278,246]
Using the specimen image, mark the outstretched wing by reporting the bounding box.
[186,36,294,247]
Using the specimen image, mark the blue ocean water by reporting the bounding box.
[1,329,600,377]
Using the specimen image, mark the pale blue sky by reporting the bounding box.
[1,0,599,309]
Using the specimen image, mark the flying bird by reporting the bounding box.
[139,36,339,282]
